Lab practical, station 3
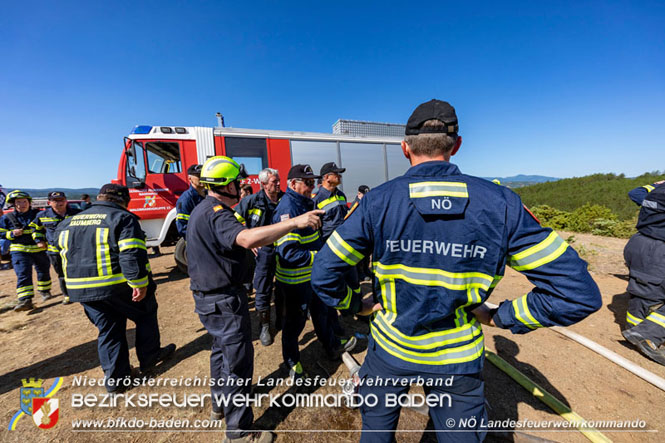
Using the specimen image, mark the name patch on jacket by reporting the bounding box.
[386,239,487,259]
[409,181,469,215]
[69,213,107,226]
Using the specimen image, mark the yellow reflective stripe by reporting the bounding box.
[380,280,397,314]
[509,231,569,271]
[96,228,112,277]
[336,287,353,310]
[10,244,45,252]
[176,213,190,220]
[327,231,364,266]
[248,208,262,217]
[59,230,69,279]
[317,195,346,210]
[234,212,246,224]
[490,275,503,288]
[626,311,643,326]
[39,217,60,223]
[409,181,468,198]
[17,286,34,294]
[512,295,543,329]
[371,323,484,365]
[118,238,147,251]
[275,273,311,284]
[127,276,149,288]
[275,231,320,246]
[374,262,493,291]
[276,265,312,276]
[644,185,655,192]
[65,274,127,289]
[29,222,42,230]
[646,312,665,328]
[47,245,58,253]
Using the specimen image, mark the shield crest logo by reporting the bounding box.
[32,398,59,429]
[20,384,44,415]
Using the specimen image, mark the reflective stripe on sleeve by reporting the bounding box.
[127,276,149,288]
[118,238,147,252]
[512,294,543,329]
[176,213,190,220]
[508,231,569,271]
[317,195,346,210]
[327,231,364,266]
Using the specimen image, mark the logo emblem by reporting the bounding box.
[19,378,43,415]
[31,398,59,429]
[144,195,156,208]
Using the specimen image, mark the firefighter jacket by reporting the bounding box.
[272,188,322,285]
[234,189,283,229]
[313,186,348,240]
[628,182,665,242]
[31,206,81,254]
[54,201,151,302]
[175,185,205,237]
[0,208,45,253]
[311,161,601,375]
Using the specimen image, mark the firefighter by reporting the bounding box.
[622,179,665,365]
[31,191,81,304]
[175,164,205,237]
[0,190,52,311]
[0,185,9,270]
[311,99,602,442]
[55,184,175,392]
[186,156,322,442]
[234,167,284,346]
[313,162,360,336]
[272,164,357,380]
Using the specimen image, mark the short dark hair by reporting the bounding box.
[96,193,129,206]
[404,119,457,157]
[240,184,253,194]
[81,194,90,200]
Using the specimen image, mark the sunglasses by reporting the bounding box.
[296,178,315,186]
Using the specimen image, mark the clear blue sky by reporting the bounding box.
[1,1,663,188]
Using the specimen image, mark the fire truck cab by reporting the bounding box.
[115,123,405,249]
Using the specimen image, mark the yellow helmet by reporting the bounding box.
[200,156,248,187]
[6,190,32,205]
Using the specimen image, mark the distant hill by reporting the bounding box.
[515,172,665,221]
[2,187,99,200]
[483,175,560,188]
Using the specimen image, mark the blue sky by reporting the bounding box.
[1,1,663,188]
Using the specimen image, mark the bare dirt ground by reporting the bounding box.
[0,230,663,442]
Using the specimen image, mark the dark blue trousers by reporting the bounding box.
[194,288,254,440]
[12,251,51,300]
[48,253,68,296]
[358,349,487,443]
[81,286,161,392]
[276,281,339,368]
[253,246,276,312]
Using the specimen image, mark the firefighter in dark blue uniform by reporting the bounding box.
[31,191,81,304]
[272,165,357,379]
[186,156,322,442]
[234,167,284,346]
[0,190,52,311]
[55,184,175,392]
[312,100,602,442]
[175,164,205,237]
[313,162,361,335]
[622,179,665,365]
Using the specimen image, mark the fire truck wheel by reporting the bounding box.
[174,237,188,275]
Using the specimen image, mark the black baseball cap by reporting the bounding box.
[48,191,66,200]
[358,185,370,194]
[405,99,459,135]
[288,164,321,180]
[99,183,130,201]
[320,162,346,176]
[187,164,202,176]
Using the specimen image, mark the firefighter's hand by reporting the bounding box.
[132,286,148,302]
[472,304,496,327]
[357,296,382,316]
[291,210,325,230]
[251,247,259,256]
[36,242,47,250]
[12,229,23,236]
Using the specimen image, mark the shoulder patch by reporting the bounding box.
[280,214,290,222]
[213,205,223,212]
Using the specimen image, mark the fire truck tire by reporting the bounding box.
[174,237,188,275]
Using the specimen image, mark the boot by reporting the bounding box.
[14,298,34,312]
[258,310,273,346]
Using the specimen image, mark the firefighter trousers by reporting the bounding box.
[358,350,487,443]
[253,246,276,312]
[47,253,68,297]
[194,288,254,440]
[625,296,665,345]
[81,287,161,392]
[12,251,51,300]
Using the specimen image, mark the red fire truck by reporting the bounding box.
[114,121,405,251]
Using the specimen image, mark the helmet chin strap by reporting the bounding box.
[213,180,241,203]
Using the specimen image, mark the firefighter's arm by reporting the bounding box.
[29,215,46,244]
[492,192,602,334]
[175,195,195,237]
[233,195,249,226]
[312,198,373,313]
[0,217,11,240]
[117,215,150,289]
